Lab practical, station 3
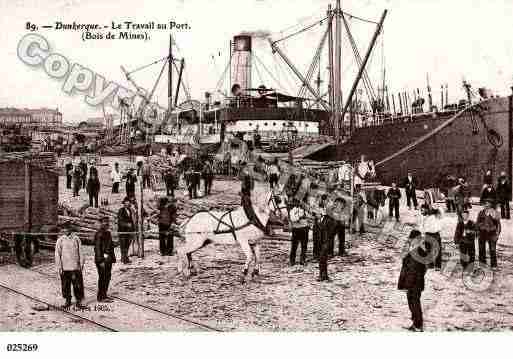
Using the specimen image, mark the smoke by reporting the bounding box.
[238,29,272,39]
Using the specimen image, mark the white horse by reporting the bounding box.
[177,185,282,282]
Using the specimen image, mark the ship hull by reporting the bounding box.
[312,96,513,196]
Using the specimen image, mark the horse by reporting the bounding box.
[177,185,284,282]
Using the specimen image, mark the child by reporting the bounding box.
[398,229,428,332]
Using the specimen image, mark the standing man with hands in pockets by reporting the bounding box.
[94,216,116,302]
[55,227,85,309]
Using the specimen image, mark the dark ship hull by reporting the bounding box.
[312,96,513,195]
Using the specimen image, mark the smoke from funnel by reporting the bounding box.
[238,30,272,39]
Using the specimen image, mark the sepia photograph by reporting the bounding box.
[0,0,512,356]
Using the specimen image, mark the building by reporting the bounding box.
[0,107,62,128]
[25,108,62,127]
[0,108,32,127]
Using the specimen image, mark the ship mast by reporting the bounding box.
[168,34,173,112]
[334,0,342,143]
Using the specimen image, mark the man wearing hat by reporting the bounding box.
[158,196,177,256]
[117,197,135,264]
[454,210,477,269]
[496,171,511,219]
[94,216,116,302]
[476,198,501,269]
[54,227,85,309]
[125,168,137,199]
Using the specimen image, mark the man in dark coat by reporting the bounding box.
[496,171,511,219]
[158,196,177,256]
[65,161,73,189]
[87,172,101,208]
[117,197,135,264]
[387,182,402,222]
[476,199,501,269]
[318,197,346,282]
[164,168,177,197]
[480,184,497,206]
[202,159,214,196]
[398,230,428,332]
[79,159,88,189]
[454,210,477,269]
[94,217,116,302]
[125,168,137,199]
[403,172,418,210]
[72,165,83,197]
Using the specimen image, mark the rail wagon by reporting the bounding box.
[0,152,58,266]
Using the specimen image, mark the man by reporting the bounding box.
[240,162,254,204]
[111,162,121,194]
[330,197,349,257]
[476,199,501,269]
[454,210,477,269]
[420,205,443,270]
[454,178,471,220]
[164,167,177,197]
[185,166,196,199]
[129,197,147,257]
[289,199,309,267]
[65,160,73,190]
[268,158,280,189]
[125,168,137,199]
[54,227,85,309]
[202,159,214,196]
[87,171,101,208]
[403,172,418,210]
[318,197,345,282]
[352,185,366,233]
[158,196,177,256]
[117,197,135,264]
[387,182,401,222]
[72,165,83,197]
[79,158,88,189]
[496,171,511,219]
[480,184,496,205]
[398,230,428,332]
[89,160,98,178]
[312,194,328,259]
[94,217,116,302]
[142,161,152,189]
[193,159,202,196]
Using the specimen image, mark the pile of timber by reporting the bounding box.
[0,151,57,172]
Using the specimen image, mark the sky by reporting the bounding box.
[0,0,512,124]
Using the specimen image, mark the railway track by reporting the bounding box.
[0,283,117,332]
[0,259,222,332]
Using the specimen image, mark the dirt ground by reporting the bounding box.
[1,155,513,331]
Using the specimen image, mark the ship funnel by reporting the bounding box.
[231,35,252,96]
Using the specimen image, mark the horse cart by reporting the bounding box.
[0,152,59,267]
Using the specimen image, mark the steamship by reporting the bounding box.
[124,0,513,196]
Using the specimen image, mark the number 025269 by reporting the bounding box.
[6,344,39,352]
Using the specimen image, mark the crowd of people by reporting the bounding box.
[55,151,509,332]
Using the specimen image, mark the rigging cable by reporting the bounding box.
[254,52,288,92]
[126,55,170,76]
[273,16,329,45]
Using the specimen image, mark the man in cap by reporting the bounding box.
[125,168,137,199]
[158,196,178,256]
[496,171,511,219]
[476,198,501,269]
[117,197,135,264]
[94,216,116,302]
[54,227,85,309]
